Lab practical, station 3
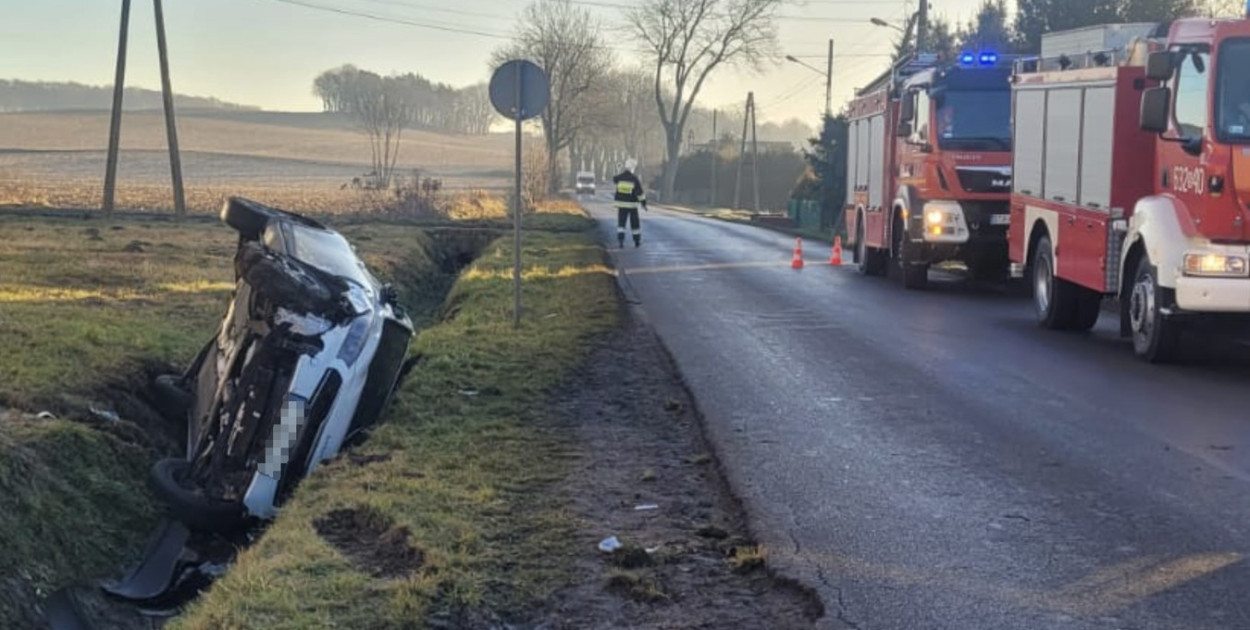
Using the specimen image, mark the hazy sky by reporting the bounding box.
[1,0,995,124]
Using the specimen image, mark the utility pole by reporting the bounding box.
[750,97,760,215]
[916,0,929,55]
[733,93,760,213]
[153,0,186,221]
[734,95,749,210]
[825,39,834,117]
[103,0,132,216]
[710,109,718,207]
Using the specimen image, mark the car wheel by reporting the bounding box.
[221,198,276,241]
[1129,254,1182,363]
[149,458,248,533]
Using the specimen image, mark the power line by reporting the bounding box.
[262,0,514,39]
[350,0,516,23]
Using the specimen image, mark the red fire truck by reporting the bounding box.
[1009,18,1250,362]
[846,53,1015,290]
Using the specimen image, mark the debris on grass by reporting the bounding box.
[598,536,623,553]
[640,468,657,482]
[691,453,712,466]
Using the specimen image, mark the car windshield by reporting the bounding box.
[935,90,1012,151]
[286,223,375,288]
[1216,38,1250,142]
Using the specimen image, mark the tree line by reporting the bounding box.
[0,79,254,112]
[312,65,494,135]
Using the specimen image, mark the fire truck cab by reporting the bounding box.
[1010,18,1250,362]
[846,52,1014,290]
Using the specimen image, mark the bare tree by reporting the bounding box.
[351,73,416,188]
[495,0,613,194]
[629,0,781,199]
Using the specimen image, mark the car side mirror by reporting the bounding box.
[1145,51,1174,81]
[896,121,913,137]
[899,95,915,121]
[1140,86,1171,133]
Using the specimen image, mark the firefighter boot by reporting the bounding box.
[618,233,625,248]
[633,234,641,248]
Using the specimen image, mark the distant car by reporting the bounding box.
[149,197,415,533]
[575,171,596,195]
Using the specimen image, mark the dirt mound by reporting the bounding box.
[314,507,425,579]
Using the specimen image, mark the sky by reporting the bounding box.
[0,0,995,125]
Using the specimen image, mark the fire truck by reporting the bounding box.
[1009,18,1250,362]
[846,52,1015,290]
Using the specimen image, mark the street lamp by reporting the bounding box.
[784,39,833,117]
[870,17,903,32]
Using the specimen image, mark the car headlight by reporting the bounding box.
[1183,252,1249,277]
[926,210,946,225]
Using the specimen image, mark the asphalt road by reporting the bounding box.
[586,200,1250,630]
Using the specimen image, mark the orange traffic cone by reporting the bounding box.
[829,236,843,266]
[791,237,804,269]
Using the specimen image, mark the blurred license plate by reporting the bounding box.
[990,214,1010,225]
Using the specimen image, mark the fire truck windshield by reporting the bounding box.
[1216,38,1250,143]
[935,90,1012,151]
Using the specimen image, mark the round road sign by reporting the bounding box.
[489,60,550,121]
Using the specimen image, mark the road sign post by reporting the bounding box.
[489,60,550,327]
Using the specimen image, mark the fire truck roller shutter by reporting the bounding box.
[868,115,886,209]
[1125,197,1250,312]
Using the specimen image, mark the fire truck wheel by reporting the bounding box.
[1070,289,1103,332]
[1129,255,1182,363]
[892,215,928,290]
[1032,234,1076,329]
[856,219,886,276]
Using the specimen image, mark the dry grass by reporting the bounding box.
[0,109,527,213]
[0,179,371,215]
[0,111,513,168]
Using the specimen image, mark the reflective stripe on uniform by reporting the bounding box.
[616,202,639,209]
[616,181,636,195]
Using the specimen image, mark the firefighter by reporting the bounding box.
[613,158,648,248]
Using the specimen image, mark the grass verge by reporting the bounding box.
[172,220,619,628]
[0,209,523,626]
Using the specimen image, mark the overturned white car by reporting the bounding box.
[149,197,415,532]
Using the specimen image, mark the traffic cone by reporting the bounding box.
[791,237,804,269]
[829,236,843,266]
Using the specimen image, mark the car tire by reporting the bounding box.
[1129,254,1182,363]
[221,197,275,241]
[1032,235,1076,330]
[149,458,248,533]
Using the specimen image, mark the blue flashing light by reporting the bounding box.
[979,51,999,65]
[959,52,976,66]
